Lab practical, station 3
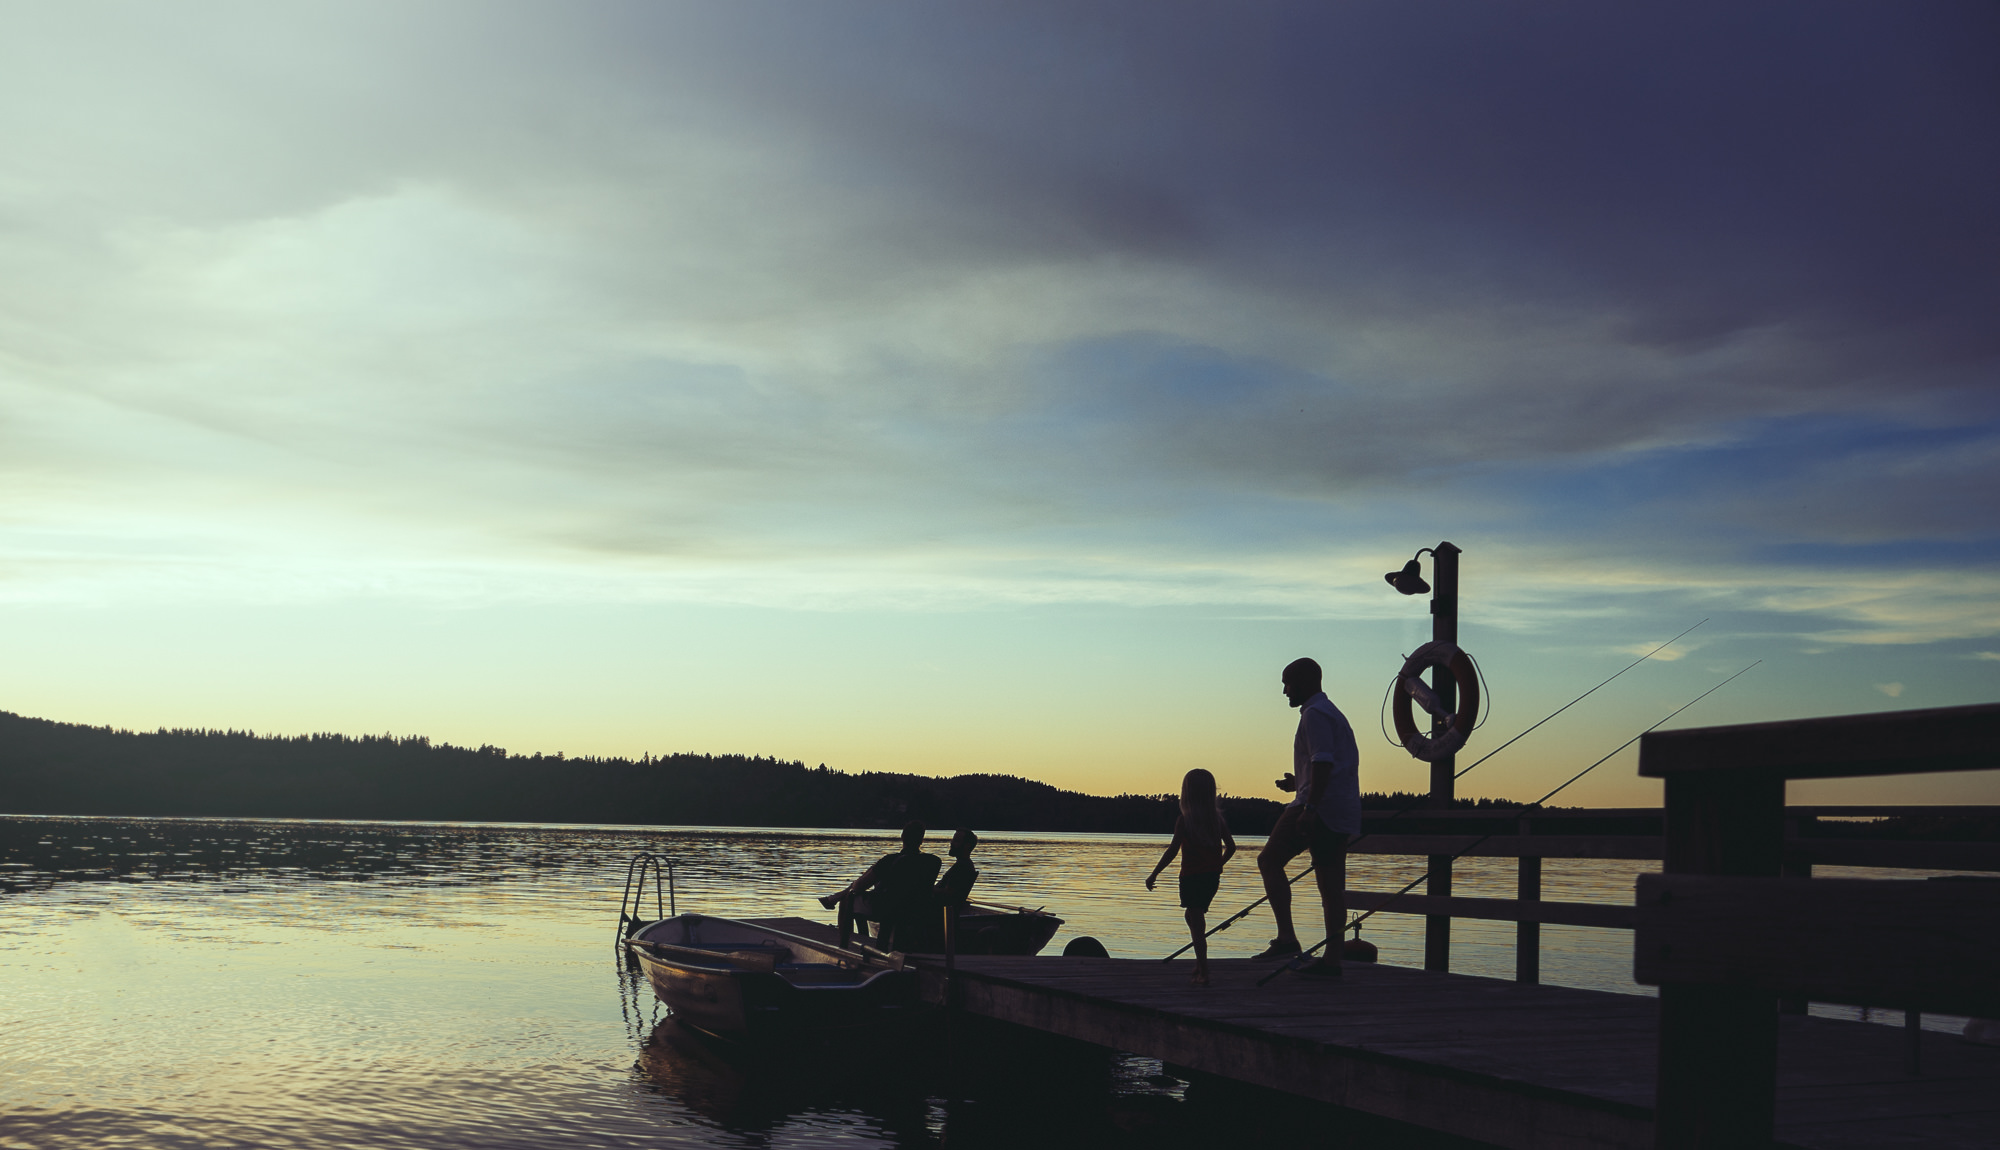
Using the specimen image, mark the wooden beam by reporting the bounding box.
[915,963,1655,1150]
[1347,832,1998,870]
[1640,702,2000,780]
[1345,886,1635,929]
[1356,804,2000,819]
[1353,834,1664,860]
[1635,873,2000,1016]
[1788,804,2000,817]
[1793,837,2000,872]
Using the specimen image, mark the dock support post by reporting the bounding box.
[1425,542,1460,973]
[1653,770,1784,1150]
[1905,1010,1922,1076]
[1779,815,1810,1015]
[1516,816,1541,984]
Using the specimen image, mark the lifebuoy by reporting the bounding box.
[1391,640,1480,762]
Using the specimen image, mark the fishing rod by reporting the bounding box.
[1255,659,1761,987]
[1161,620,1708,962]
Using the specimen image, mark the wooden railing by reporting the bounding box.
[1341,803,2000,983]
[1634,701,2000,1150]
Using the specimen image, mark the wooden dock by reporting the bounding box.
[914,954,2000,1150]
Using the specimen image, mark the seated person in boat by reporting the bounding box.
[893,828,980,953]
[937,828,978,909]
[820,821,941,949]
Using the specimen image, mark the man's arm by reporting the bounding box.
[1303,761,1330,810]
[847,863,880,895]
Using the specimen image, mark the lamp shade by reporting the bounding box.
[1384,559,1430,596]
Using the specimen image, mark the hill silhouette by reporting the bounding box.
[0,709,1537,834]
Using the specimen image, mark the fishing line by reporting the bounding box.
[1452,619,1708,780]
[1255,659,1761,987]
[1162,619,1707,962]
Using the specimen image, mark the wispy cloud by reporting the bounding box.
[0,3,1995,650]
[1876,683,1905,698]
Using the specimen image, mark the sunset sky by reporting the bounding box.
[2,2,1996,808]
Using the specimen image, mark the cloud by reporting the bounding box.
[0,1,1994,657]
[1975,652,2000,662]
[1876,683,1904,698]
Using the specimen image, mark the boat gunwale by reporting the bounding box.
[630,913,910,975]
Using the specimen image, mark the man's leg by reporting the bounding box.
[835,892,855,947]
[1257,807,1308,954]
[1302,830,1349,975]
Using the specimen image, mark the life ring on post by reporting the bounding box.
[1391,640,1480,762]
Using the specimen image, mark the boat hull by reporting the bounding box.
[628,914,917,1040]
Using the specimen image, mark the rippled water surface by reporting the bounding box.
[0,814,1932,1148]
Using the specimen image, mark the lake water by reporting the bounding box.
[0,815,1967,1149]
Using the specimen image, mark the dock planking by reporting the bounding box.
[914,955,2000,1150]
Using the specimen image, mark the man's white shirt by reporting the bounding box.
[1291,691,1362,836]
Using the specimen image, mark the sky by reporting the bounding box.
[2,2,1996,808]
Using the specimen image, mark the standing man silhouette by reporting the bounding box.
[1253,657,1359,975]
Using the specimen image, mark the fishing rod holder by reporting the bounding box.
[616,853,676,942]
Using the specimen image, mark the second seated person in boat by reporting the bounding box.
[821,822,942,950]
[896,828,980,954]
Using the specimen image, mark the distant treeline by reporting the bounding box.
[1,710,1538,834]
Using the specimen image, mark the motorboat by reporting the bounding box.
[872,898,1064,956]
[626,913,918,1040]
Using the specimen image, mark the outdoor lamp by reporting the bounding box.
[1384,554,1431,596]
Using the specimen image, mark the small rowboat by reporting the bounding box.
[627,913,917,1040]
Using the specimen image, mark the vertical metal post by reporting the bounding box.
[1425,541,1460,973]
[1516,816,1541,984]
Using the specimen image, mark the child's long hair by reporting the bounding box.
[1179,769,1225,851]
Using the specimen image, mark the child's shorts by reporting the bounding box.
[1178,870,1221,913]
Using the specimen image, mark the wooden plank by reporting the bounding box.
[1639,701,2000,780]
[1344,886,1635,929]
[923,962,1657,1150]
[1362,807,1666,820]
[1363,804,2000,819]
[1792,838,2000,872]
[921,956,2000,1150]
[1634,873,2000,1015]
[1356,834,1665,860]
[1790,804,2000,818]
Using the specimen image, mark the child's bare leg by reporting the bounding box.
[1186,907,1210,985]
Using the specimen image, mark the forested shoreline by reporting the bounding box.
[0,709,1540,833]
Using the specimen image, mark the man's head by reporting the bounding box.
[1282,657,1322,708]
[901,821,926,851]
[949,828,978,859]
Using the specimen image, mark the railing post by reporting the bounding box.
[1653,770,1785,1150]
[1516,815,1541,984]
[1425,542,1460,972]
[1780,817,1810,1015]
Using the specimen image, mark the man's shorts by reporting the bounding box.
[1179,870,1221,913]
[1262,806,1348,870]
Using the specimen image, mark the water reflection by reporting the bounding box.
[0,814,1682,1149]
